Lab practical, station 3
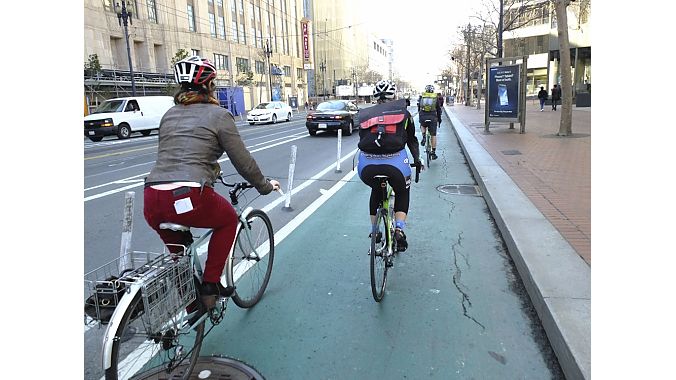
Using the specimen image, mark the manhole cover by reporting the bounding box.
[133,355,265,380]
[436,184,482,196]
[501,150,522,155]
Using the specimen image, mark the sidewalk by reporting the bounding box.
[444,101,591,380]
[445,102,591,264]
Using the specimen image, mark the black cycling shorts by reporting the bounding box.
[359,164,411,216]
[418,112,438,136]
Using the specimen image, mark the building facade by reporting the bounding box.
[84,0,309,111]
[304,0,370,100]
[502,0,591,99]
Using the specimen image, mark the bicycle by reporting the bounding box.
[84,177,277,380]
[422,119,433,168]
[369,163,420,302]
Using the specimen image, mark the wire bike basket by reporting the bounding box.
[84,249,196,333]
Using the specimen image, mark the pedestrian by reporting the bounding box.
[305,101,309,111]
[551,84,561,111]
[537,86,548,112]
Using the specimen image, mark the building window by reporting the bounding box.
[192,49,200,57]
[218,16,226,39]
[214,54,229,70]
[209,13,217,37]
[146,0,157,22]
[238,0,246,45]
[249,2,256,46]
[255,60,265,74]
[297,68,303,80]
[236,57,250,73]
[230,0,239,43]
[187,4,196,32]
[283,66,291,77]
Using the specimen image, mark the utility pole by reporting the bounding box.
[116,1,136,96]
[319,60,326,100]
[465,23,472,106]
[264,39,273,101]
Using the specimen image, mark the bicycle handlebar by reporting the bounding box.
[410,163,420,183]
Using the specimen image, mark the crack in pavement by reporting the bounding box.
[451,231,486,332]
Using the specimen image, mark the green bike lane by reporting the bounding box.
[198,117,564,379]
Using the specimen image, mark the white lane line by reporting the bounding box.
[84,134,308,202]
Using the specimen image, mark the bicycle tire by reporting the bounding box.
[105,290,205,380]
[370,208,389,302]
[228,209,275,308]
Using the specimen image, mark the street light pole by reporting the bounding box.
[116,1,136,96]
[264,39,273,101]
[497,0,504,59]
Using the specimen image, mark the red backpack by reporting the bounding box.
[358,99,409,154]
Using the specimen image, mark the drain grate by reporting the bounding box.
[133,355,265,380]
[436,184,482,196]
[501,149,522,155]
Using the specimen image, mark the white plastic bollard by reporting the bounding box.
[119,191,135,274]
[283,145,297,211]
[335,128,342,173]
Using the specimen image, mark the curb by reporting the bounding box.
[444,106,591,380]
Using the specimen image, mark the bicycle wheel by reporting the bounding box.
[105,289,205,380]
[370,207,390,302]
[228,209,275,308]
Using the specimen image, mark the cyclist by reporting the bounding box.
[436,92,444,126]
[418,84,440,160]
[143,56,280,308]
[357,79,423,252]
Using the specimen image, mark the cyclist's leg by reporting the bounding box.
[429,120,439,158]
[360,165,386,224]
[383,164,411,251]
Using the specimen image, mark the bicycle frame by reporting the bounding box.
[101,206,255,371]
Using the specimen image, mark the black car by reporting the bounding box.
[306,100,359,136]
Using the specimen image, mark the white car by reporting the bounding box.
[247,101,293,125]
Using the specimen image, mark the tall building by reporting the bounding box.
[502,0,591,99]
[304,0,369,99]
[84,0,309,111]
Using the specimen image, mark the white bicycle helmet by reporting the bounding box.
[174,56,217,85]
[424,84,435,93]
[373,79,396,100]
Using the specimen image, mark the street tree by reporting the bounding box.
[554,0,573,136]
[170,49,190,66]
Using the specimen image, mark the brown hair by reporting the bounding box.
[173,81,217,105]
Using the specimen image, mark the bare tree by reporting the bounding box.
[555,0,573,136]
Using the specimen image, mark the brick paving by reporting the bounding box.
[445,101,591,265]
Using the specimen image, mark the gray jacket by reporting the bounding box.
[145,103,273,195]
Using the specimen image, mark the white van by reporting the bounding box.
[84,96,175,141]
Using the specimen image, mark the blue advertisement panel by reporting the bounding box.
[216,87,245,116]
[488,64,520,120]
[272,86,282,101]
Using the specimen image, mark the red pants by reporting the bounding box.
[143,186,238,283]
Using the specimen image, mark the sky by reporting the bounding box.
[361,0,477,90]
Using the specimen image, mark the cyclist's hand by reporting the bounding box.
[269,179,281,192]
[415,160,425,171]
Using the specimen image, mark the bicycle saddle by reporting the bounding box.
[159,222,190,232]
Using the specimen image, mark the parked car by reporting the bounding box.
[84,96,174,141]
[305,100,360,136]
[247,101,293,125]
